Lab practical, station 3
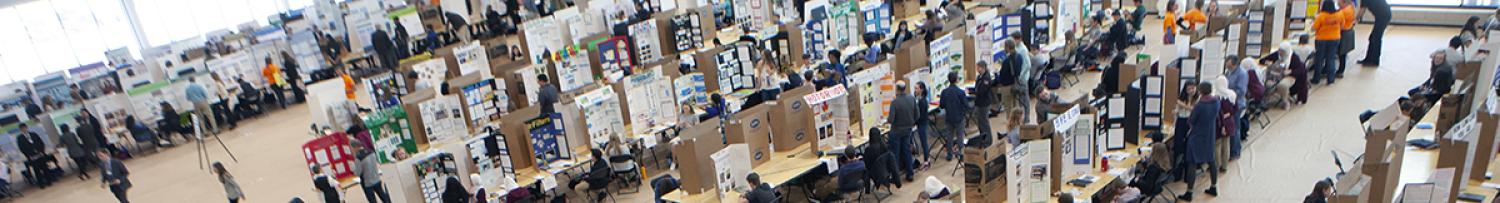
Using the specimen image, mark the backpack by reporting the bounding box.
[1247,71,1265,102]
[998,53,1023,86]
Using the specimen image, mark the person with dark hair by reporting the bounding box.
[887,81,918,181]
[1101,55,1126,95]
[1304,179,1333,203]
[1130,0,1148,30]
[1163,0,1180,44]
[938,73,967,161]
[17,123,52,188]
[536,74,560,116]
[1335,0,1357,78]
[98,149,130,203]
[1357,0,1391,66]
[372,25,398,71]
[1462,16,1481,47]
[972,61,997,138]
[914,82,934,164]
[262,57,288,109]
[213,162,245,203]
[1310,0,1345,85]
[393,23,412,59]
[160,102,186,141]
[743,173,775,203]
[701,93,728,121]
[57,124,91,180]
[1179,82,1220,200]
[354,148,392,203]
[442,176,471,203]
[1443,36,1466,67]
[1423,51,1456,102]
[1181,0,1209,31]
[311,165,341,203]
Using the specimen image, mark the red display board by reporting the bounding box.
[303,134,356,180]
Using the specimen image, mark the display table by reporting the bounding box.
[515,146,595,187]
[1046,119,1174,202]
[660,144,824,203]
[1396,101,1497,203]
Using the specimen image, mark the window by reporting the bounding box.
[1390,0,1498,7]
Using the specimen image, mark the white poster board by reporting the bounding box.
[850,63,894,128]
[575,87,626,145]
[624,67,680,134]
[453,42,491,77]
[412,58,449,92]
[556,50,594,92]
[420,95,469,143]
[711,144,753,197]
[522,16,566,64]
[630,20,665,64]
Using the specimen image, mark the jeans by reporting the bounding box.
[888,128,914,179]
[1363,0,1392,62]
[944,117,967,159]
[361,183,393,203]
[1312,40,1340,84]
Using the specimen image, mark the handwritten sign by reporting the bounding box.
[803,85,848,105]
[1053,105,1081,132]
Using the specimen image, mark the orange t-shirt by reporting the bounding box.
[342,74,357,99]
[262,64,282,86]
[1182,9,1208,30]
[1339,7,1356,30]
[1163,12,1179,34]
[1313,11,1345,40]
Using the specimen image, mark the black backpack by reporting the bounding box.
[997,53,1024,86]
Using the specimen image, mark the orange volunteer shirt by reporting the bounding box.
[1312,11,1345,40]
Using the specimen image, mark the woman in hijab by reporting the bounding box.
[442,176,471,203]
[1211,77,1238,173]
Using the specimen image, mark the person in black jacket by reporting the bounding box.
[280,51,305,103]
[971,61,997,139]
[485,6,505,37]
[393,23,411,59]
[743,173,776,203]
[938,73,968,161]
[1423,51,1456,102]
[441,176,471,203]
[370,26,398,71]
[98,150,130,203]
[914,82,933,164]
[1303,179,1332,203]
[17,123,53,188]
[159,102,185,142]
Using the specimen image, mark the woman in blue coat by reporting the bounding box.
[1180,82,1220,201]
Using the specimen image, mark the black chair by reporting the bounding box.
[866,154,899,201]
[1134,162,1176,203]
[582,166,614,203]
[829,164,867,202]
[608,154,641,194]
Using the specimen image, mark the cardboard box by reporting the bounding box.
[892,39,930,78]
[726,105,774,167]
[771,86,817,152]
[1330,174,1372,203]
[671,119,730,194]
[1472,106,1500,180]
[1362,103,1410,203]
[892,0,920,20]
[1437,136,1477,201]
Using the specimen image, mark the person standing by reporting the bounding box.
[371,26,398,71]
[211,75,238,129]
[16,123,51,188]
[1006,36,1033,116]
[442,176,471,203]
[56,124,91,180]
[887,82,919,181]
[938,73,968,161]
[536,74,560,116]
[311,165,342,203]
[98,149,131,203]
[1357,0,1391,66]
[914,82,933,164]
[973,61,998,138]
[213,162,246,203]
[340,69,357,101]
[354,148,392,203]
[187,77,219,135]
[262,57,287,109]
[1179,82,1220,200]
[282,52,306,104]
[1180,1,1209,31]
[77,109,105,152]
[1163,0,1181,44]
[1310,0,1345,85]
[1336,0,1357,78]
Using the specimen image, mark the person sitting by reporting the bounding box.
[742,173,775,203]
[1419,51,1456,102]
[1304,179,1333,203]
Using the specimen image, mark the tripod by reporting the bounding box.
[191,114,238,170]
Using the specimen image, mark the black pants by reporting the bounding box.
[211,101,236,128]
[269,85,286,109]
[109,185,129,203]
[290,82,307,104]
[1362,0,1392,62]
[1183,160,1219,195]
[228,198,238,203]
[70,156,94,177]
[24,157,52,187]
[361,183,393,203]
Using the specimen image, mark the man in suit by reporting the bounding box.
[888,82,920,181]
[938,73,968,161]
[98,149,130,203]
[16,123,51,188]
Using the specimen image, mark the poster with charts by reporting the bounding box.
[828,0,860,49]
[712,144,753,197]
[466,133,515,188]
[807,85,850,152]
[670,13,705,52]
[860,2,891,36]
[675,73,709,105]
[556,50,594,93]
[928,33,963,106]
[419,96,468,143]
[630,21,665,64]
[625,67,679,134]
[462,78,508,128]
[454,42,490,76]
[851,64,895,127]
[528,113,571,163]
[575,87,626,145]
[803,0,830,61]
[714,45,754,93]
[413,59,449,92]
[516,65,545,106]
[974,9,998,65]
[522,16,566,65]
[596,37,636,82]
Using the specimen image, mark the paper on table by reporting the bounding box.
[1107,168,1129,176]
[540,175,559,191]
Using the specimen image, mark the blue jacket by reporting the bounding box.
[1228,68,1250,108]
[939,86,968,124]
[1186,97,1220,165]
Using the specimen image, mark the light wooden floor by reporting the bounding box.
[8,18,1459,203]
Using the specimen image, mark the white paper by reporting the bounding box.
[1108,98,1126,119]
[712,144,753,196]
